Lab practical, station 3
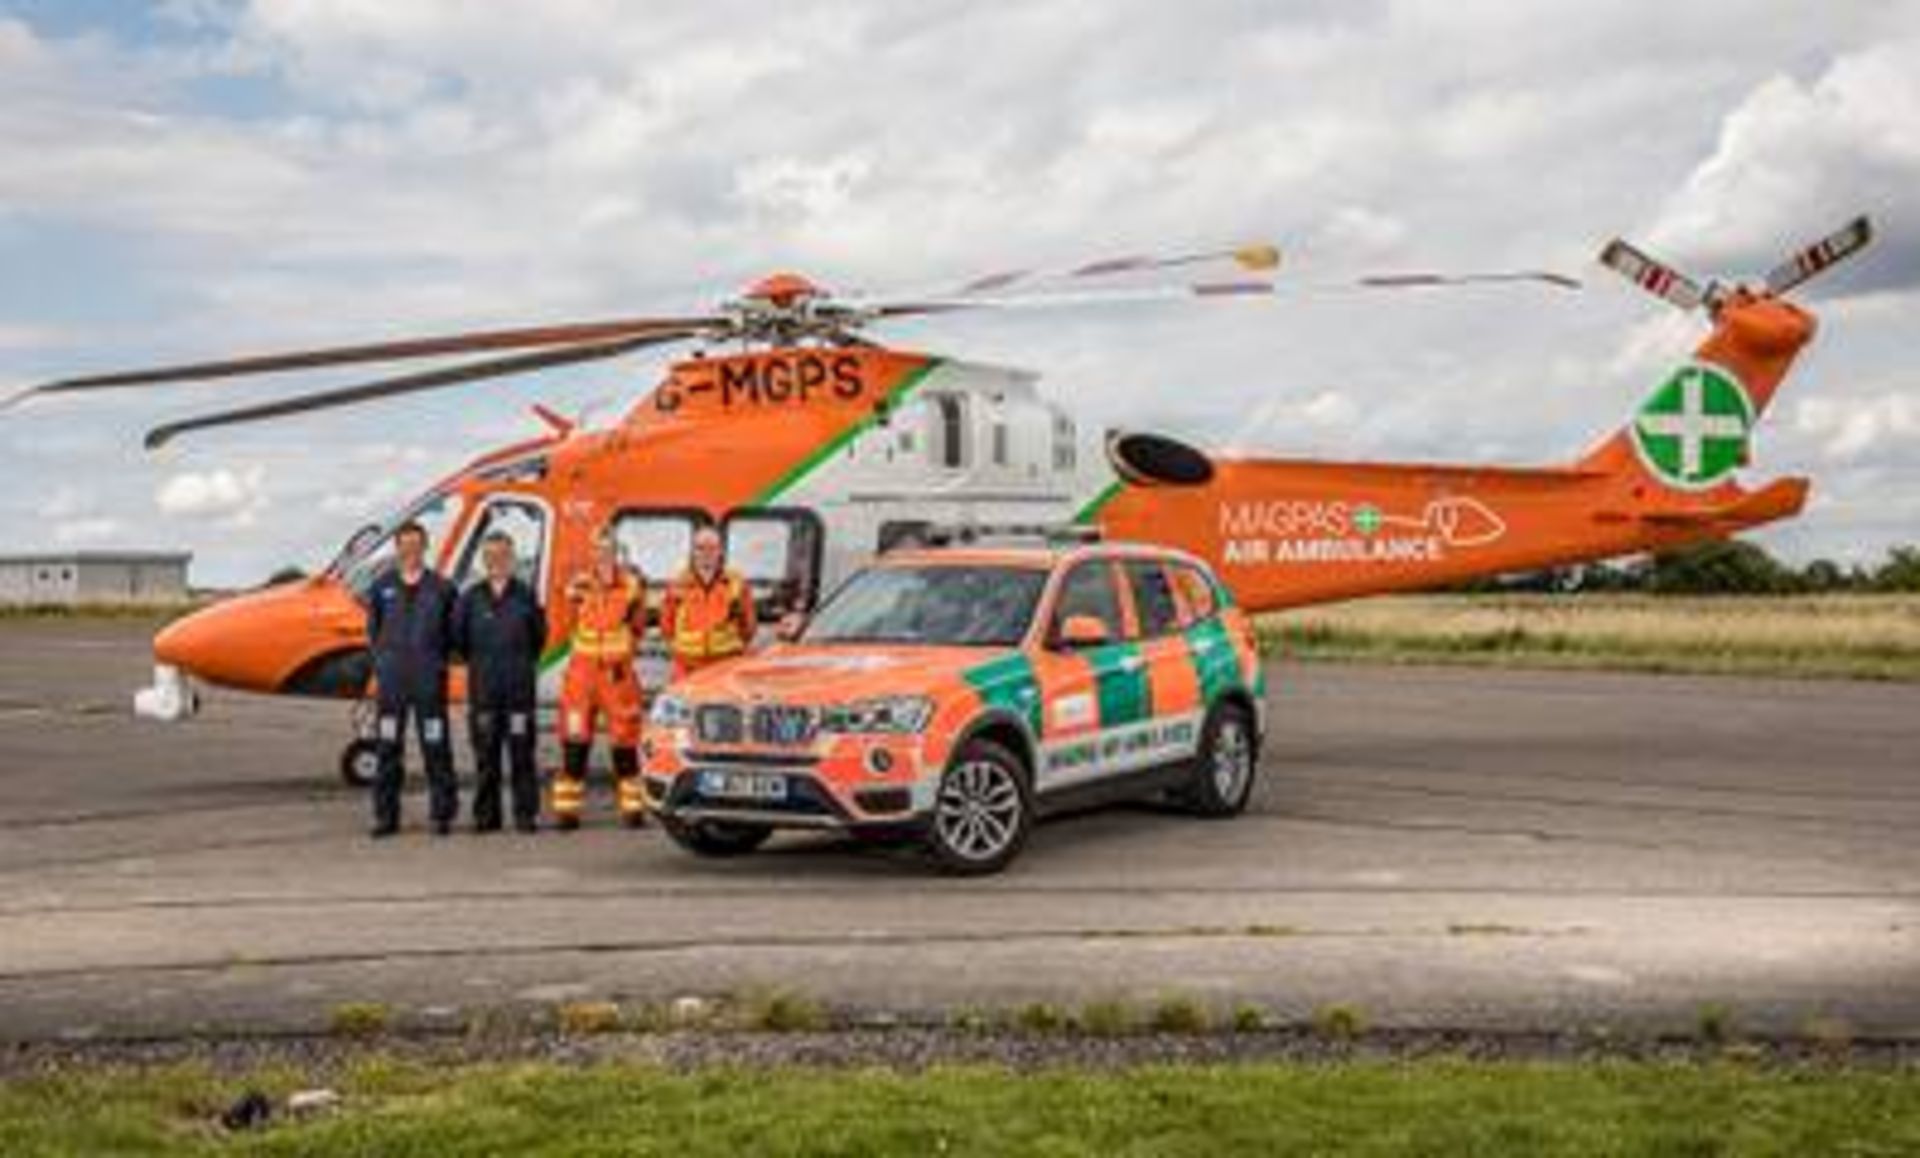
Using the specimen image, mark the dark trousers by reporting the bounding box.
[372,693,457,830]
[469,703,538,829]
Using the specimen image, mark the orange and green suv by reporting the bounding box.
[644,540,1266,873]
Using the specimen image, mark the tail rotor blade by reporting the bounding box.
[143,330,692,449]
[1598,239,1706,311]
[1764,215,1874,296]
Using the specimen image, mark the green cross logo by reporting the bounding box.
[1631,363,1754,489]
[1352,504,1383,536]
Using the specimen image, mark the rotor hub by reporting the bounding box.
[742,271,826,308]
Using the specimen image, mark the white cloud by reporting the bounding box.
[318,477,407,519]
[1794,391,1920,461]
[3,3,1920,583]
[0,323,72,352]
[154,465,270,524]
[1649,39,1920,290]
[734,153,874,219]
[54,516,124,544]
[1312,207,1409,258]
[38,485,92,520]
[1228,390,1361,451]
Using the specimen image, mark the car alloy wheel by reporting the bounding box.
[1183,703,1259,818]
[935,759,1022,862]
[1211,713,1253,804]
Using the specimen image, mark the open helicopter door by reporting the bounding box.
[608,507,707,693]
[721,507,826,627]
[446,493,553,595]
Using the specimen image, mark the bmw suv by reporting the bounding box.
[644,539,1265,874]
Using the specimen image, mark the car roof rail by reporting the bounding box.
[896,521,1103,549]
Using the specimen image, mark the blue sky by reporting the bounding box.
[2,1,1917,586]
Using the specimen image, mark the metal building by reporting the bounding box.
[0,551,193,605]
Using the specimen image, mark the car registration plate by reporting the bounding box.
[696,770,789,802]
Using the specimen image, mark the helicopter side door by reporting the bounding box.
[447,494,552,595]
[720,507,826,629]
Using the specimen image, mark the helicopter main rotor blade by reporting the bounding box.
[5,314,722,411]
[874,268,1578,317]
[872,279,1280,317]
[143,330,693,449]
[948,243,1282,295]
[1354,270,1581,290]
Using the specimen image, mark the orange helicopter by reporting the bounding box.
[3,217,1871,785]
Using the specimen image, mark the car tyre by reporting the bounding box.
[925,738,1032,875]
[659,816,775,857]
[1183,702,1258,818]
[339,738,380,790]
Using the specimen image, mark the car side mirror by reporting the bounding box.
[1055,614,1111,649]
[776,612,807,643]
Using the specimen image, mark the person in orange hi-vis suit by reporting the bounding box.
[555,528,648,829]
[662,525,758,680]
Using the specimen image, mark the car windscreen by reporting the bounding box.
[801,565,1047,647]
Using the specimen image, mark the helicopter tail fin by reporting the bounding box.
[1569,295,1814,545]
[1575,219,1874,490]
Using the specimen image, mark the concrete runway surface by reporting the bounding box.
[1,619,1916,1043]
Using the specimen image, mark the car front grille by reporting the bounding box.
[750,704,818,747]
[693,702,817,747]
[694,704,745,745]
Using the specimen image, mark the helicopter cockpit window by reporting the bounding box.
[721,508,825,619]
[450,497,549,594]
[334,490,466,598]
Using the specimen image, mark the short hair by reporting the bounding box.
[394,520,428,544]
[481,531,516,551]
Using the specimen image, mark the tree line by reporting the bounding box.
[1455,542,1920,596]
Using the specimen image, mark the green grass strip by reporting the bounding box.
[3,1058,1918,1156]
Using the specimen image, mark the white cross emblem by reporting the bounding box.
[1641,373,1742,477]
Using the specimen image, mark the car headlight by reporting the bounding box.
[649,694,692,728]
[818,696,934,734]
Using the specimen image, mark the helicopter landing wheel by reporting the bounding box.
[340,738,381,789]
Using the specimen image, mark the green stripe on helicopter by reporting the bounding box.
[749,357,947,508]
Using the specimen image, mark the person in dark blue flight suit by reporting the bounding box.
[365,520,459,838]
[452,531,547,834]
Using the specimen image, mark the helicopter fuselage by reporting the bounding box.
[146,294,1817,714]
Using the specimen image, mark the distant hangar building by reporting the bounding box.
[0,551,192,605]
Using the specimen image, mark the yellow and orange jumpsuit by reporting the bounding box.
[662,567,757,678]
[555,565,648,828]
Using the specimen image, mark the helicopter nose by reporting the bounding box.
[154,578,357,693]
[153,600,273,688]
[152,606,214,671]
